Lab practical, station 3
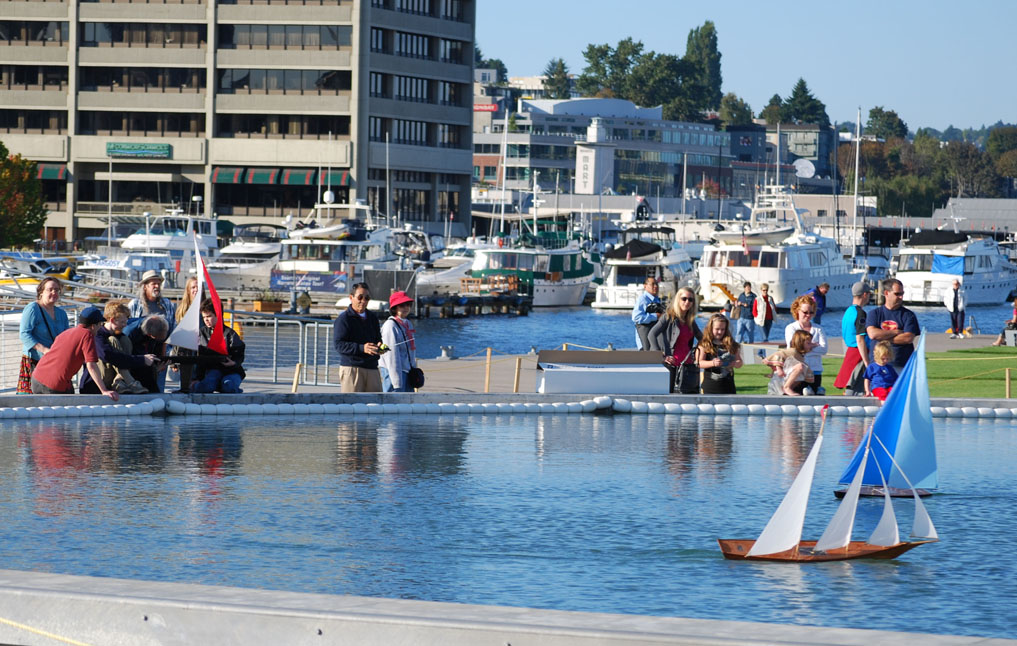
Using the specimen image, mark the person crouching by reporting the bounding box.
[191,299,246,394]
[30,306,119,401]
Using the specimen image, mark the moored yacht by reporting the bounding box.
[591,226,696,310]
[697,185,862,309]
[119,207,219,258]
[204,224,287,290]
[469,241,595,307]
[893,229,1017,305]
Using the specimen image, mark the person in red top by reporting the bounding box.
[30,306,120,401]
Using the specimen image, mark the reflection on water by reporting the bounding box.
[0,414,1014,638]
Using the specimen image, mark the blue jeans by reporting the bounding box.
[380,366,412,392]
[192,368,243,394]
[736,318,755,343]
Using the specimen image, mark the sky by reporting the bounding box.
[475,0,1017,131]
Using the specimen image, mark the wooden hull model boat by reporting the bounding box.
[717,538,935,562]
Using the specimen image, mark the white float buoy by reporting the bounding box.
[148,398,166,413]
[943,406,962,417]
[780,404,798,415]
[579,400,597,413]
[337,404,354,415]
[664,402,682,414]
[307,403,325,414]
[352,403,369,415]
[680,403,698,414]
[0,408,12,419]
[993,408,1012,419]
[277,403,296,414]
[713,403,732,415]
[166,400,186,415]
[381,403,398,415]
[763,404,782,415]
[261,403,280,415]
[469,403,486,414]
[647,402,665,414]
[566,402,583,414]
[863,405,880,416]
[322,403,340,414]
[696,402,714,414]
[536,402,555,413]
[139,402,155,415]
[612,398,632,413]
[929,406,945,417]
[593,396,613,409]
[199,403,217,415]
[629,401,648,414]
[797,405,814,416]
[425,403,441,415]
[830,406,847,416]
[396,403,414,415]
[729,404,747,415]
[215,403,234,416]
[961,406,979,418]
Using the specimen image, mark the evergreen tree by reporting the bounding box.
[866,106,908,140]
[759,94,783,125]
[684,21,722,108]
[986,126,1017,159]
[542,58,572,99]
[779,78,829,126]
[575,38,643,98]
[0,141,47,248]
[473,43,507,83]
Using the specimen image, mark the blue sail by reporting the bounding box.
[838,332,938,490]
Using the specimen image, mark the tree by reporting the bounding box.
[987,126,1017,160]
[542,58,571,99]
[942,141,998,197]
[996,149,1017,179]
[759,94,782,125]
[866,106,908,140]
[473,44,507,83]
[0,141,47,248]
[780,78,829,126]
[718,93,753,127]
[684,21,722,108]
[575,38,644,98]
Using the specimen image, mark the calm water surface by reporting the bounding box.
[1,414,1014,638]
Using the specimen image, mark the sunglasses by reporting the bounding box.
[799,310,814,315]
[891,291,904,296]
[679,297,694,302]
[353,294,370,301]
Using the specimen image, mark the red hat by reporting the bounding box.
[389,291,413,308]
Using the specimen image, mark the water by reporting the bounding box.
[1,414,1014,638]
[239,301,1015,367]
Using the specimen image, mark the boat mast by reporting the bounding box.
[852,107,861,259]
[499,109,509,235]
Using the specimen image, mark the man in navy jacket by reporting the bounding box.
[332,282,383,392]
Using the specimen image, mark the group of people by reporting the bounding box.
[18,271,246,398]
[632,276,921,401]
[332,282,421,393]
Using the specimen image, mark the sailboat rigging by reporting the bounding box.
[718,404,938,562]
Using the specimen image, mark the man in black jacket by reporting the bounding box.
[332,282,383,392]
[192,298,246,393]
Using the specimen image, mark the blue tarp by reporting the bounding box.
[931,254,963,274]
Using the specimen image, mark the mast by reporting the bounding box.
[775,123,781,188]
[852,107,861,258]
[499,109,509,234]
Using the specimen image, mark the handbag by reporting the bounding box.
[407,367,425,389]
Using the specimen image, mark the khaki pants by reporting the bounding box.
[339,366,382,393]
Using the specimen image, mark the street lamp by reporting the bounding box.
[192,194,203,217]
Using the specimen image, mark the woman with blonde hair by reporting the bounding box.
[648,286,702,393]
[784,293,827,395]
[696,313,743,394]
[170,277,201,392]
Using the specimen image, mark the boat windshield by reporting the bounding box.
[702,249,784,269]
[898,253,933,272]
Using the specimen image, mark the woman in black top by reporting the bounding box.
[696,313,743,395]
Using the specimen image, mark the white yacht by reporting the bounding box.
[591,226,696,310]
[468,242,595,307]
[697,185,862,309]
[204,224,286,290]
[75,251,177,290]
[893,229,1017,305]
[119,208,219,258]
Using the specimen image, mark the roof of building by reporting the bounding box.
[521,98,663,120]
[931,198,1017,225]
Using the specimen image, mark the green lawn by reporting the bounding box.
[735,346,1017,399]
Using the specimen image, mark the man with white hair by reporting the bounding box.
[944,279,967,338]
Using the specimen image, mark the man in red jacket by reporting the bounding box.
[31,306,120,401]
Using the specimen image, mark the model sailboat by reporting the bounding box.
[166,234,226,355]
[718,404,938,562]
[836,332,936,498]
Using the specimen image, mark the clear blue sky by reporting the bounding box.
[476,0,1017,131]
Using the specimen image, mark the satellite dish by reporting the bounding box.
[793,159,816,179]
[323,190,335,204]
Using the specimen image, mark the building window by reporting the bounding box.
[394,0,431,15]
[0,109,67,134]
[0,21,68,45]
[394,31,430,59]
[369,72,387,98]
[440,0,465,21]
[369,116,385,142]
[79,23,206,48]
[370,27,386,53]
[77,111,204,136]
[79,67,204,92]
[392,118,428,145]
[437,38,465,64]
[217,24,351,50]
[393,75,428,102]
[217,69,350,94]
[0,65,68,90]
[215,113,349,139]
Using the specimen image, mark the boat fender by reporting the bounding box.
[780,404,798,415]
[216,403,234,416]
[863,405,880,416]
[13,407,30,419]
[798,405,814,416]
[75,404,95,417]
[396,403,414,415]
[352,403,370,415]
[424,403,442,415]
[149,398,166,413]
[713,403,732,415]
[664,402,682,414]
[306,403,325,414]
[49,406,68,418]
[27,407,44,418]
[846,405,865,416]
[122,404,140,416]
[612,398,632,413]
[483,402,500,413]
[593,396,613,409]
[337,404,355,415]
[278,403,298,415]
[198,403,216,415]
[629,401,648,414]
[763,404,782,415]
[729,404,748,415]
[538,403,556,413]
[567,402,584,414]
[929,406,946,417]
[977,407,995,418]
[993,408,1013,419]
[231,403,249,415]
[260,403,280,415]
[830,406,848,416]
[680,403,699,414]
[139,402,155,415]
[382,403,399,415]
[961,406,979,418]
[647,402,666,414]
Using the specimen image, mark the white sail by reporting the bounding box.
[868,479,901,546]
[166,235,204,351]
[815,447,867,552]
[748,434,823,557]
[910,492,938,540]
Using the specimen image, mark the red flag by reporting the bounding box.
[200,259,228,355]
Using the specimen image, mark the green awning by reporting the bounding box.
[318,169,353,187]
[37,163,67,181]
[246,168,279,185]
[281,168,316,186]
[211,167,245,184]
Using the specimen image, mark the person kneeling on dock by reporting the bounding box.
[333,282,383,393]
[80,301,159,395]
[191,299,246,394]
[30,306,119,401]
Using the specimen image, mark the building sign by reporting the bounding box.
[575,146,596,194]
[106,143,173,159]
[473,103,498,112]
[271,270,348,294]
